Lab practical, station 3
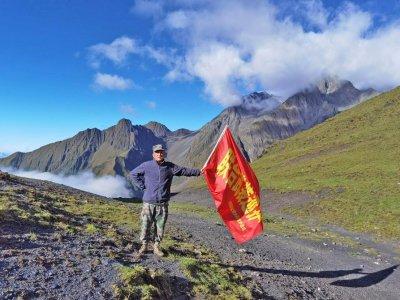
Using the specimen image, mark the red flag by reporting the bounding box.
[202,126,263,243]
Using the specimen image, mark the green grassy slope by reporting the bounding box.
[252,87,400,239]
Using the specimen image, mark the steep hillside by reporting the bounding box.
[252,87,400,239]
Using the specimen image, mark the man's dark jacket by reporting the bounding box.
[130,160,200,204]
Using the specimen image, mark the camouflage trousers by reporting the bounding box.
[140,202,169,244]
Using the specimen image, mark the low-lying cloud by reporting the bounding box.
[129,0,400,106]
[1,167,132,198]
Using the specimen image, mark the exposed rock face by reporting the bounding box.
[316,76,378,111]
[0,78,378,180]
[241,92,282,114]
[144,121,171,138]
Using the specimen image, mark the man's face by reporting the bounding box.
[152,150,165,162]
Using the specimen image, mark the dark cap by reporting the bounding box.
[152,144,165,152]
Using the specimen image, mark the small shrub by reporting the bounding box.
[28,231,38,241]
[85,223,98,234]
[180,257,252,299]
[114,265,172,300]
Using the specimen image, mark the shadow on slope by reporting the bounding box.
[223,263,398,288]
[331,265,398,288]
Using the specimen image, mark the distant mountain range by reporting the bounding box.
[0,77,378,181]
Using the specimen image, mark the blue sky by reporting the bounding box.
[1,0,400,154]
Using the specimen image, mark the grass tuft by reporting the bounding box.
[180,257,252,299]
[85,223,98,234]
[28,231,38,241]
[113,265,172,299]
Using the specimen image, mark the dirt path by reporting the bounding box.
[169,189,400,300]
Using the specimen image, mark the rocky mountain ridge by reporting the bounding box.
[0,120,163,178]
[0,77,378,180]
[168,77,377,166]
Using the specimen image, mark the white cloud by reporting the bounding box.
[131,0,164,18]
[88,36,138,67]
[298,0,329,30]
[146,101,156,109]
[150,47,191,81]
[133,0,400,105]
[120,103,136,115]
[165,10,189,29]
[0,152,9,158]
[1,167,132,198]
[93,73,134,90]
[143,46,177,67]
[186,43,245,106]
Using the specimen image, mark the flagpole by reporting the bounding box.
[201,125,229,170]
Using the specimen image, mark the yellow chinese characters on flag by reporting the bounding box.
[203,127,263,243]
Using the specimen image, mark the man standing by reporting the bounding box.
[130,144,202,258]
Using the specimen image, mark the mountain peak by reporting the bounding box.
[76,127,102,139]
[116,118,133,128]
[172,128,192,136]
[317,76,352,94]
[144,121,171,138]
[243,91,273,101]
[240,91,281,114]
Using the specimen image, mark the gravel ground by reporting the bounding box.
[0,225,118,299]
[0,174,191,299]
[0,224,192,300]
[169,189,400,300]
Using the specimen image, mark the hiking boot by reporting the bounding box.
[153,242,164,257]
[135,243,148,259]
